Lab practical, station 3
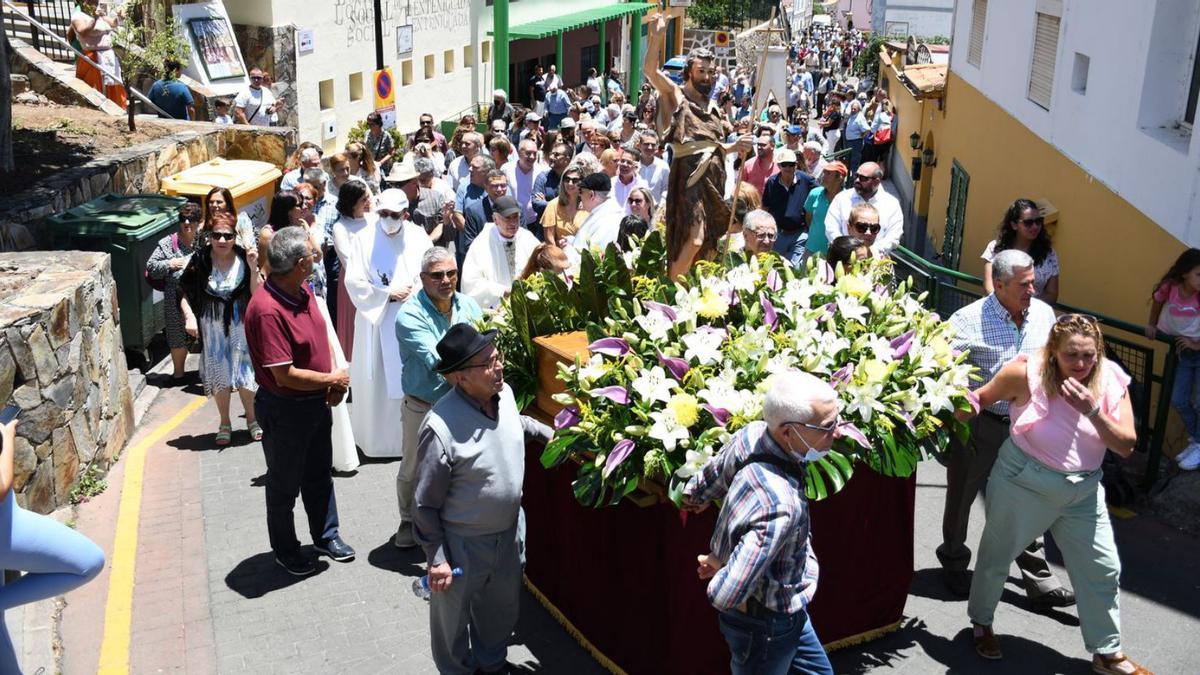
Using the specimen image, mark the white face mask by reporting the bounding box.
[380,216,404,235]
[788,424,831,463]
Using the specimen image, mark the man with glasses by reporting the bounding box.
[938,249,1072,608]
[823,161,904,256]
[683,370,838,675]
[612,145,648,213]
[409,113,448,154]
[462,195,539,310]
[532,143,571,222]
[393,248,483,550]
[571,172,624,252]
[281,147,323,192]
[460,169,510,269]
[636,130,669,203]
[414,323,551,675]
[234,67,278,127]
[762,148,818,266]
[741,209,779,258]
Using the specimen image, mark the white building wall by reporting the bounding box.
[876,0,954,39]
[951,0,1200,245]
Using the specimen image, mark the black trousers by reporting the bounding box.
[255,389,339,555]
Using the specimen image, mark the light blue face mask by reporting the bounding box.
[787,423,830,462]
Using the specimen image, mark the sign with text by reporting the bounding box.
[396,24,413,58]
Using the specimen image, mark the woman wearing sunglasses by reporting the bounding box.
[960,314,1148,675]
[982,198,1060,303]
[180,212,262,446]
[541,165,588,248]
[846,203,881,250]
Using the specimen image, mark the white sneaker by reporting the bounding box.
[1178,442,1200,471]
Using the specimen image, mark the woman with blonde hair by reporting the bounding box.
[626,186,655,223]
[962,313,1148,675]
[519,243,571,280]
[541,165,588,247]
[345,141,380,193]
[599,148,618,178]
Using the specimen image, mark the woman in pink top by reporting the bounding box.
[1146,248,1200,470]
[959,315,1149,675]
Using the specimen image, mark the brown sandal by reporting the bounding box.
[973,624,1002,660]
[1092,653,1153,675]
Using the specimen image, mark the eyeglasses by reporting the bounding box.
[852,222,881,234]
[461,351,504,370]
[1057,313,1098,325]
[752,230,778,241]
[210,231,236,241]
[424,269,458,280]
[420,119,433,126]
[562,176,581,184]
[250,76,264,82]
[786,418,840,435]
[1020,217,1044,227]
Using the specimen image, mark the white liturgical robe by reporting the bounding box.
[461,223,539,310]
[344,218,432,457]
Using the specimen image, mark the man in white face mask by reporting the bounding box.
[343,189,433,458]
[681,370,840,675]
[460,195,539,310]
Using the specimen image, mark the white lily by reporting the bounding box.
[674,445,715,479]
[844,380,886,422]
[836,295,870,324]
[634,310,673,343]
[726,264,757,293]
[921,374,959,416]
[648,408,691,452]
[577,353,609,385]
[683,327,726,366]
[631,365,675,404]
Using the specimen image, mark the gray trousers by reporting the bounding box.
[430,524,522,675]
[397,395,431,524]
[938,412,1062,597]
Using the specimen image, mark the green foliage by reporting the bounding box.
[346,120,406,161]
[69,463,108,505]
[853,34,890,82]
[113,5,189,84]
[687,0,729,30]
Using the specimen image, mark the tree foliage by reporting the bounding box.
[686,0,730,31]
[853,34,889,82]
[109,2,190,131]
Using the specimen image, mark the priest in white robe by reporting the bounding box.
[344,189,433,457]
[460,195,540,310]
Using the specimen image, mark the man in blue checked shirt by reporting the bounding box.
[683,371,838,675]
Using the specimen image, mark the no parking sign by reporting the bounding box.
[374,68,396,129]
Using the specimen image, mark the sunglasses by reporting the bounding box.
[854,174,879,182]
[786,417,840,435]
[210,231,236,241]
[562,176,581,184]
[250,76,264,81]
[852,222,881,234]
[1020,217,1044,227]
[420,119,433,126]
[1056,313,1098,325]
[628,197,645,204]
[424,269,458,280]
[779,162,797,168]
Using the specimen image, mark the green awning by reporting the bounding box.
[496,2,657,40]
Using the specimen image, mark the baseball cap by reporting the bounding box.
[787,124,804,135]
[559,118,577,129]
[376,188,409,213]
[492,195,521,219]
[776,149,798,164]
[580,172,612,191]
[823,160,849,177]
[525,112,542,123]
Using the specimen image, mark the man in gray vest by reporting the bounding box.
[413,324,551,675]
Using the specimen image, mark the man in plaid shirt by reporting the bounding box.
[683,371,838,675]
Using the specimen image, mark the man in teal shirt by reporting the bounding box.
[392,246,484,548]
[803,160,847,257]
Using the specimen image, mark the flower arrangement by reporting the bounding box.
[486,231,977,508]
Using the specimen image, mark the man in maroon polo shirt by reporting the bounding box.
[245,227,355,576]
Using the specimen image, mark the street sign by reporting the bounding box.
[668,0,694,6]
[374,68,395,109]
[396,24,413,58]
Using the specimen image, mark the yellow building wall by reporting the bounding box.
[923,70,1187,333]
[878,53,939,219]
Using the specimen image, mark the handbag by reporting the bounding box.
[145,234,179,292]
[872,125,892,145]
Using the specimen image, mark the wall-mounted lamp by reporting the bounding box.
[922,148,937,167]
[909,131,922,151]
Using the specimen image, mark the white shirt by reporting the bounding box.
[638,156,670,204]
[447,155,472,194]
[824,186,905,256]
[570,197,624,252]
[233,86,276,126]
[504,161,547,226]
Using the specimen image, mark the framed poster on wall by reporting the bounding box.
[187,16,245,81]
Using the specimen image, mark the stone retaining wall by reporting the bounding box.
[0,252,131,514]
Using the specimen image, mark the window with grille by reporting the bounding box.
[942,161,970,270]
[967,0,987,67]
[1028,11,1060,110]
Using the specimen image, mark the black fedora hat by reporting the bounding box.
[434,324,498,375]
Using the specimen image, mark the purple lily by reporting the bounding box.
[890,330,916,359]
[657,351,691,381]
[831,363,854,386]
[821,302,837,322]
[703,404,732,427]
[899,412,918,434]
[603,439,637,478]
[838,422,870,449]
[766,269,783,292]
[554,405,581,430]
[643,300,677,322]
[590,386,630,405]
[760,293,779,331]
[588,337,631,357]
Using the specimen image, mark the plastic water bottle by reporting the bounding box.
[412,567,464,599]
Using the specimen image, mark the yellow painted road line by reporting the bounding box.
[97,396,207,674]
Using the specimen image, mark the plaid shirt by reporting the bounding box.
[684,422,819,614]
[948,294,1055,415]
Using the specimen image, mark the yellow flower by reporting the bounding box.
[860,359,889,385]
[696,288,730,318]
[836,273,872,299]
[668,393,701,428]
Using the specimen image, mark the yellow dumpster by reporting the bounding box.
[160,158,282,237]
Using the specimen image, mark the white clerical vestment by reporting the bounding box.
[461,223,539,310]
[569,197,624,253]
[344,219,433,457]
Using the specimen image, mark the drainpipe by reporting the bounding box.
[494,0,510,97]
[628,12,643,105]
[599,20,607,105]
[556,31,564,81]
[373,0,385,71]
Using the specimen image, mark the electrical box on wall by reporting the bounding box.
[323,119,337,141]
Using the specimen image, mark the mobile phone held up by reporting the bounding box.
[0,405,20,426]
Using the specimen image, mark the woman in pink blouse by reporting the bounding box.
[960,315,1150,675]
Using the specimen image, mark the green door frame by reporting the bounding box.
[942,160,970,270]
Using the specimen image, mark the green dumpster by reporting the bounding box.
[45,193,188,358]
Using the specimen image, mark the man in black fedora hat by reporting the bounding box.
[412,324,551,675]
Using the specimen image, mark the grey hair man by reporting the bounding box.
[392,247,484,549]
[938,248,1072,607]
[414,323,551,674]
[412,157,453,247]
[244,226,353,576]
[682,370,838,674]
[742,209,779,256]
[281,147,323,191]
[448,132,485,194]
[802,140,826,176]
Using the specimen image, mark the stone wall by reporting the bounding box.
[6,37,124,116]
[0,124,296,250]
[682,29,738,71]
[0,252,131,514]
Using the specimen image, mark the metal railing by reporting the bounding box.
[2,0,73,61]
[3,0,172,119]
[891,246,1177,490]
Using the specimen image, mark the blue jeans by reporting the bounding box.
[1172,347,1200,441]
[846,137,865,174]
[718,603,832,675]
[0,490,105,670]
[773,230,807,268]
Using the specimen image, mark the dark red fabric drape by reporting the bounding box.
[522,446,917,675]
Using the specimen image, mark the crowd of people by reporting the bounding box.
[115,13,1174,675]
